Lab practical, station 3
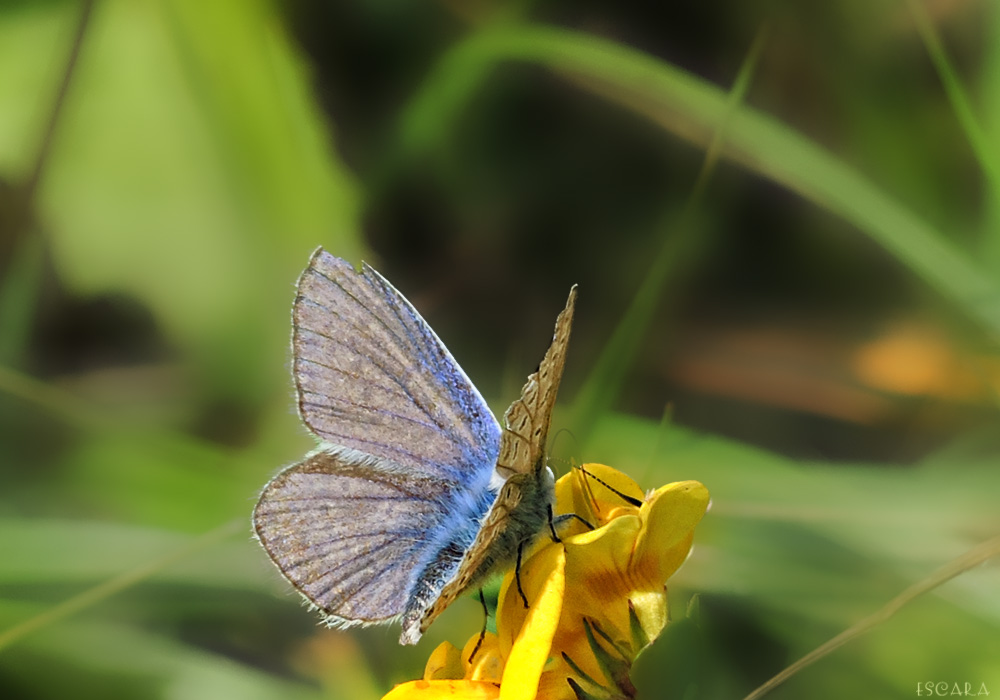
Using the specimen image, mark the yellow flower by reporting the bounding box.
[383,464,709,700]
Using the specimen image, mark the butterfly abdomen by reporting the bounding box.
[398,471,498,640]
[399,465,556,644]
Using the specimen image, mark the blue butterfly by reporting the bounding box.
[254,248,577,644]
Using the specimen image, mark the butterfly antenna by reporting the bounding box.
[573,463,603,521]
[577,465,643,507]
[468,589,489,663]
[548,427,580,473]
[548,454,574,477]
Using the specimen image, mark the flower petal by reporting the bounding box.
[634,480,710,586]
[554,465,644,533]
[397,465,709,700]
[498,545,567,700]
[550,516,644,683]
[464,633,505,683]
[382,680,500,700]
[424,641,466,681]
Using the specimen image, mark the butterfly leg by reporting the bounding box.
[515,541,530,608]
[514,504,597,613]
[468,589,489,663]
[556,512,595,532]
[546,503,561,543]
[547,504,595,543]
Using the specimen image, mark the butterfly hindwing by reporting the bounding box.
[254,450,452,624]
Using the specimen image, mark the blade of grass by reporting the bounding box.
[741,532,1000,700]
[0,363,103,429]
[0,614,323,700]
[906,0,1000,229]
[570,26,769,441]
[0,518,243,653]
[403,25,1000,341]
[162,0,363,255]
[0,518,263,588]
[374,1,534,199]
[0,0,94,365]
[0,237,44,366]
[981,3,1000,272]
[0,364,269,530]
[0,359,240,452]
[20,0,95,207]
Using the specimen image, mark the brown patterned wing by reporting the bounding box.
[497,285,577,479]
[400,286,578,643]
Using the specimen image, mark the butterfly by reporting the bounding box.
[253,248,577,644]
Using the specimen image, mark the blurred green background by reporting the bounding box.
[1,1,999,699]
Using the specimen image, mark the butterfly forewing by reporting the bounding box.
[294,249,502,483]
[405,285,578,641]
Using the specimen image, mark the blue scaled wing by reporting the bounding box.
[292,248,501,482]
[254,449,455,624]
[253,248,502,626]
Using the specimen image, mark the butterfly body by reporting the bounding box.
[400,464,555,643]
[254,248,575,644]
